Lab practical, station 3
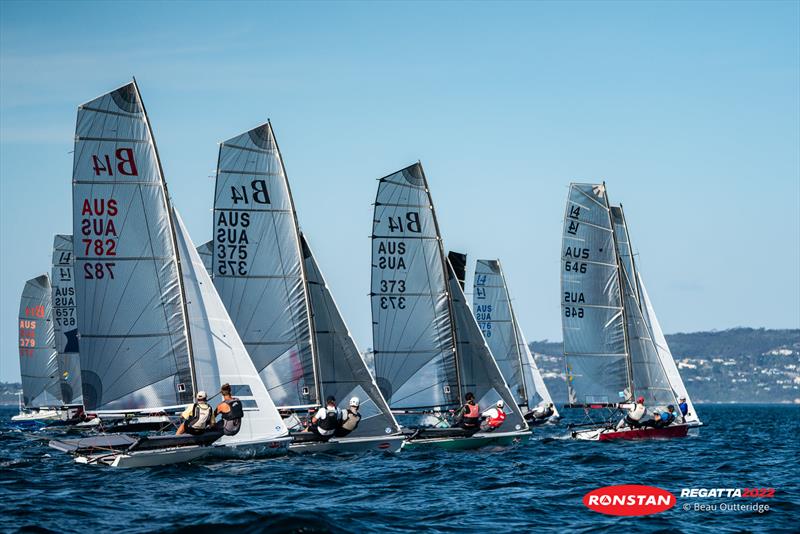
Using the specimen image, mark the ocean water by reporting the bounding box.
[0,404,797,533]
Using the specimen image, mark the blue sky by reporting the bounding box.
[1,1,798,382]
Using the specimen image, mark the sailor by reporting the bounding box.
[214,383,244,436]
[454,392,481,430]
[617,396,646,429]
[335,397,362,437]
[532,402,555,421]
[655,405,676,428]
[678,397,689,419]
[176,391,215,435]
[480,400,507,432]
[309,396,339,440]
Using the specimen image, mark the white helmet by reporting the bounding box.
[349,397,360,407]
[496,400,504,408]
[196,391,207,401]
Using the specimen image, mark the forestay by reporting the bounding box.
[301,234,400,437]
[638,274,700,423]
[19,275,62,408]
[449,263,527,431]
[51,235,83,405]
[211,122,315,408]
[371,163,459,410]
[173,209,288,445]
[561,183,629,404]
[72,81,194,411]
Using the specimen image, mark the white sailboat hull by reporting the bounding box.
[77,446,212,468]
[289,434,405,454]
[11,409,63,423]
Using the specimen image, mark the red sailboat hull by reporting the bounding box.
[597,424,689,441]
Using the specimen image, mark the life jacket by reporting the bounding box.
[316,406,338,434]
[679,402,689,416]
[661,412,675,426]
[219,398,243,436]
[339,408,361,432]
[628,403,646,421]
[487,408,506,428]
[462,403,480,427]
[186,402,213,434]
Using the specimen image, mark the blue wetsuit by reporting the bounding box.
[679,402,689,417]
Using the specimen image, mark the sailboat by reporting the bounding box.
[210,122,404,453]
[12,275,67,425]
[560,183,697,441]
[473,259,560,425]
[49,80,289,466]
[371,163,530,449]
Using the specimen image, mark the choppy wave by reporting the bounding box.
[0,405,797,533]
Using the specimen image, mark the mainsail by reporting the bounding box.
[301,233,400,437]
[371,163,459,410]
[448,262,527,431]
[211,123,315,409]
[474,259,557,414]
[638,273,700,423]
[18,275,62,408]
[72,81,194,411]
[561,183,629,404]
[173,208,288,444]
[51,235,83,405]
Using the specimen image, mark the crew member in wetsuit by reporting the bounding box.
[678,397,689,420]
[176,391,214,435]
[616,396,646,429]
[335,397,362,437]
[214,383,244,436]
[309,396,338,440]
[453,392,481,431]
[480,400,507,432]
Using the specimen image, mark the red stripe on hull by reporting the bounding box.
[598,424,689,441]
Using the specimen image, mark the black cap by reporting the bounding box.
[326,396,336,404]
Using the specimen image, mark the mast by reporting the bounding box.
[269,121,321,405]
[133,77,197,397]
[497,260,529,405]
[422,164,463,403]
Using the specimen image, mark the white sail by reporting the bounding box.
[211,122,315,408]
[370,163,459,410]
[52,235,83,406]
[517,330,559,417]
[448,262,528,431]
[197,240,213,275]
[301,233,400,437]
[173,208,288,445]
[561,183,629,404]
[638,273,700,424]
[72,81,194,411]
[19,275,62,408]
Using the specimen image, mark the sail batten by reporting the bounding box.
[72,81,194,412]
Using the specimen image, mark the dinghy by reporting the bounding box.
[13,275,69,425]
[560,183,695,441]
[50,80,289,466]
[371,163,531,449]
[210,122,404,453]
[473,259,560,426]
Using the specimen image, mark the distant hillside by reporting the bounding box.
[531,328,800,404]
[0,383,21,407]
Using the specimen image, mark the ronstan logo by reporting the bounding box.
[583,485,676,516]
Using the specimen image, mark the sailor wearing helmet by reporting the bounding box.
[617,396,647,429]
[335,397,362,437]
